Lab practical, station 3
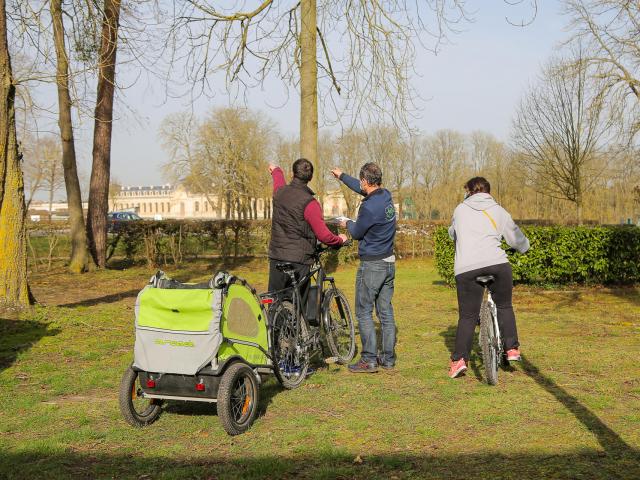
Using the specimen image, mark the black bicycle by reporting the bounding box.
[262,242,356,389]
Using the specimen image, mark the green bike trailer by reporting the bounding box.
[119,271,272,435]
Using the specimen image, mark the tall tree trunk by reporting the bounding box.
[47,169,54,221]
[51,0,91,273]
[87,0,121,267]
[299,0,317,170]
[0,0,31,309]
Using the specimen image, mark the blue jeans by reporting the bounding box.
[355,260,396,365]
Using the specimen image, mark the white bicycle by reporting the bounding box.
[476,275,503,385]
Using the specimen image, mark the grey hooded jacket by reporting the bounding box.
[448,193,530,276]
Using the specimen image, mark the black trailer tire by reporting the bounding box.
[217,363,260,436]
[119,367,162,427]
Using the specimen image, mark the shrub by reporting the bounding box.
[433,225,640,286]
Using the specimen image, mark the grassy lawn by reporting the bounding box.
[1,257,639,479]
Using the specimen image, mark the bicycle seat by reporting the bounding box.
[276,263,295,272]
[475,275,495,286]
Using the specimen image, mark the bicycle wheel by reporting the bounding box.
[119,367,162,427]
[217,362,260,436]
[479,299,499,385]
[270,300,310,389]
[322,288,356,364]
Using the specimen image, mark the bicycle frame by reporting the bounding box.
[485,290,503,357]
[264,246,338,327]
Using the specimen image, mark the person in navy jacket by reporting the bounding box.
[332,163,397,372]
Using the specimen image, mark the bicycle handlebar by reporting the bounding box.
[315,239,352,254]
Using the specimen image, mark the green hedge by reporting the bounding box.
[434,225,640,286]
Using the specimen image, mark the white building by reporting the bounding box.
[109,184,354,220]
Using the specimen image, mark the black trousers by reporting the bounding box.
[452,262,519,361]
[268,260,311,308]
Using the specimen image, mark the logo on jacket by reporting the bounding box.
[385,205,396,220]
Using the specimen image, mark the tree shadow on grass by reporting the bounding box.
[606,285,640,308]
[56,289,141,308]
[0,318,61,374]
[519,355,632,455]
[536,290,582,309]
[106,256,261,273]
[1,448,638,479]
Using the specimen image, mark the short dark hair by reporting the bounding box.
[292,158,314,183]
[464,176,491,195]
[359,162,382,186]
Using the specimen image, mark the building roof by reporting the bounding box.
[121,185,174,192]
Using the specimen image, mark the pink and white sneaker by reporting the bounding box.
[506,348,521,362]
[448,358,467,378]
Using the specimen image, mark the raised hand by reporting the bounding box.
[268,163,278,174]
[331,167,343,179]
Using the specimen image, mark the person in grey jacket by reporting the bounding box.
[447,176,530,378]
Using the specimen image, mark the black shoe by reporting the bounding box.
[348,359,378,373]
[377,355,395,370]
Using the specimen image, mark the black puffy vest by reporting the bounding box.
[269,178,316,264]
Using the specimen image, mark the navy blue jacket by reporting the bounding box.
[340,173,396,261]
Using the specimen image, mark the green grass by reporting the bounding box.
[1,258,639,479]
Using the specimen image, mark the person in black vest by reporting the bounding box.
[268,158,347,303]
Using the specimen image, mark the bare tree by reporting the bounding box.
[335,129,366,218]
[167,1,471,191]
[316,131,346,210]
[563,1,640,138]
[364,124,408,217]
[409,134,439,220]
[512,55,617,223]
[0,0,30,309]
[162,108,274,220]
[86,0,122,268]
[50,0,91,272]
[425,129,467,216]
[23,136,65,219]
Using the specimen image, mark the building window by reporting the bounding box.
[166,203,170,213]
[161,203,164,213]
[195,201,199,212]
[155,202,158,213]
[143,203,146,213]
[204,201,208,212]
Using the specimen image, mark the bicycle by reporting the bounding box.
[476,275,503,385]
[262,242,356,389]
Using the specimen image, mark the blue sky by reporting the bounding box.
[50,1,569,188]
